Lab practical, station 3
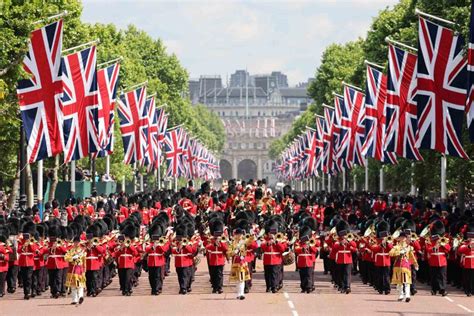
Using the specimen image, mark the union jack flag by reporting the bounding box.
[142,96,156,169]
[467,1,474,143]
[187,137,197,178]
[415,17,468,159]
[180,129,192,179]
[164,127,186,177]
[94,63,120,158]
[334,94,352,169]
[17,20,64,163]
[303,128,319,177]
[315,116,325,172]
[344,85,366,167]
[322,107,335,174]
[117,86,148,164]
[61,46,99,163]
[362,65,397,164]
[385,44,423,161]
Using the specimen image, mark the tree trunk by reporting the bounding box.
[26,164,34,208]
[48,155,59,202]
[7,163,20,210]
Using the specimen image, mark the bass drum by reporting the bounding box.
[193,256,201,266]
[282,251,295,266]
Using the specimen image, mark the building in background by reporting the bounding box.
[189,70,313,186]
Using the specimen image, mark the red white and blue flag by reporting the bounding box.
[60,46,99,163]
[362,65,397,164]
[94,63,120,158]
[17,20,64,163]
[334,94,351,169]
[415,17,468,159]
[467,1,474,143]
[164,127,186,177]
[384,44,423,161]
[118,86,148,164]
[142,96,156,169]
[322,107,335,174]
[344,85,366,167]
[303,128,319,177]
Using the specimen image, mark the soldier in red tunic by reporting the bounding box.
[0,227,12,298]
[457,225,474,296]
[294,225,319,293]
[426,220,451,296]
[204,219,228,294]
[332,220,357,294]
[146,224,170,295]
[18,222,38,300]
[371,221,393,295]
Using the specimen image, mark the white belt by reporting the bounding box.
[208,251,223,254]
[148,254,163,257]
[264,252,279,255]
[431,253,445,256]
[338,251,351,254]
[21,253,33,255]
[120,254,133,257]
[465,255,474,258]
[298,254,312,257]
[174,254,190,257]
[86,256,99,260]
[49,255,64,258]
[375,253,388,257]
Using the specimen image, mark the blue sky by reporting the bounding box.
[82,0,399,86]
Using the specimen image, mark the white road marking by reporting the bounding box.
[444,296,454,303]
[292,311,299,316]
[457,304,474,313]
[288,300,295,309]
[283,292,290,299]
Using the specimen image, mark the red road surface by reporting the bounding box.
[1,259,473,315]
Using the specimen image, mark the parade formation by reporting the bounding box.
[0,180,473,306]
[2,0,474,314]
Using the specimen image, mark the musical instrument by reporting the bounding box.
[420,225,431,239]
[438,236,449,247]
[308,238,317,247]
[364,224,375,237]
[282,251,295,266]
[409,232,419,241]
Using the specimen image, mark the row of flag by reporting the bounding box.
[276,9,474,181]
[16,18,220,180]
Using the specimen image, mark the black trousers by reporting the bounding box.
[102,265,110,288]
[20,267,33,296]
[463,268,474,294]
[6,265,18,290]
[359,260,368,283]
[367,262,375,285]
[410,265,417,293]
[298,267,313,291]
[40,266,47,291]
[148,266,164,292]
[430,266,447,292]
[209,265,224,290]
[118,268,133,294]
[278,264,284,287]
[264,265,279,289]
[86,270,100,294]
[48,269,62,295]
[337,263,352,290]
[60,268,68,293]
[245,262,253,291]
[376,266,390,292]
[0,271,6,295]
[176,267,192,291]
[32,269,39,294]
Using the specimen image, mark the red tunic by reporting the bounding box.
[260,240,287,265]
[205,241,228,266]
[146,242,170,267]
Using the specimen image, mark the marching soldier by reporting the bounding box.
[371,221,393,295]
[261,222,287,293]
[426,220,451,296]
[457,224,474,296]
[332,221,356,294]
[46,226,68,298]
[172,225,197,295]
[294,226,319,293]
[145,229,170,295]
[205,219,228,294]
[18,222,38,300]
[115,225,139,296]
[64,236,86,305]
[85,226,106,297]
[0,227,11,298]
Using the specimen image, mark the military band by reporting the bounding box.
[0,180,473,305]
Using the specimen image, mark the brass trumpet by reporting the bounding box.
[346,233,355,242]
[438,236,449,247]
[158,236,167,245]
[410,232,419,241]
[308,238,317,246]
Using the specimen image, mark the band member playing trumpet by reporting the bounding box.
[205,219,228,294]
[426,220,451,296]
[114,225,139,296]
[145,232,170,295]
[64,236,86,305]
[389,230,418,302]
[229,228,250,300]
[457,226,474,296]
[46,227,68,299]
[332,221,356,294]
[172,225,197,295]
[85,230,106,297]
[261,222,287,293]
[294,226,319,293]
[0,230,12,298]
[18,223,38,300]
[371,221,393,295]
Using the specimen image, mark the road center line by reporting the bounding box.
[457,304,474,313]
[288,301,295,309]
[291,311,299,316]
[444,296,454,303]
[283,292,290,299]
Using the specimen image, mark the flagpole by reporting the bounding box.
[342,81,365,93]
[328,173,331,193]
[70,160,76,197]
[322,172,325,191]
[32,10,68,25]
[105,155,110,178]
[37,160,43,219]
[62,39,100,54]
[157,162,161,190]
[121,175,126,192]
[140,174,144,192]
[342,168,346,191]
[122,81,148,95]
[385,37,418,52]
[364,60,385,70]
[353,173,357,192]
[379,167,384,193]
[90,154,96,194]
[174,177,178,192]
[441,154,447,200]
[133,162,137,194]
[410,162,416,196]
[97,56,123,68]
[415,8,456,26]
[364,159,369,191]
